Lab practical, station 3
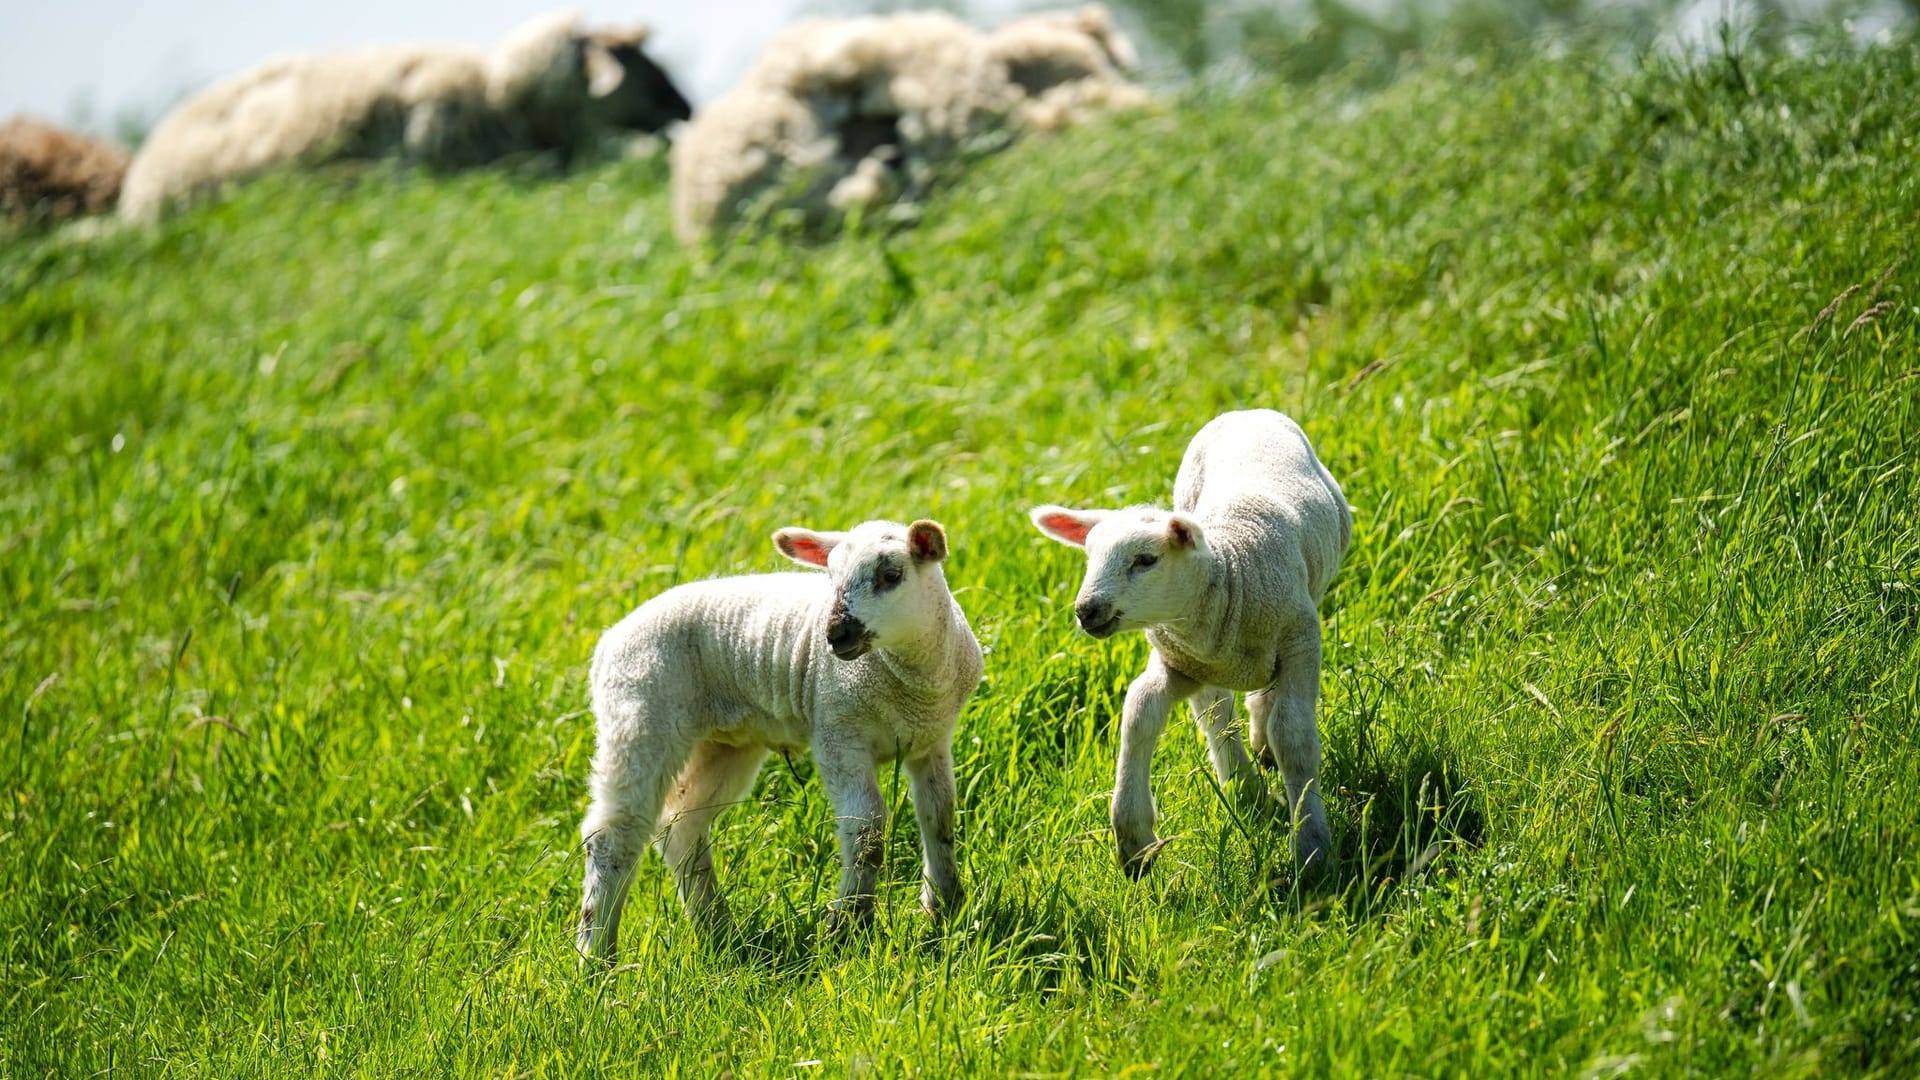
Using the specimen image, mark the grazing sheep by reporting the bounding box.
[118,10,691,222]
[984,4,1150,131]
[0,117,129,226]
[670,4,1146,242]
[1030,410,1351,879]
[577,519,983,965]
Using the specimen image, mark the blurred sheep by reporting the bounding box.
[119,10,691,222]
[670,4,1147,243]
[986,5,1150,131]
[0,117,129,226]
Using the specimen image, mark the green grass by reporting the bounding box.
[4,38,1919,1078]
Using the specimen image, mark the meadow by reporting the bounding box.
[3,35,1918,1077]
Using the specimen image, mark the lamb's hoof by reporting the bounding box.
[575,938,617,975]
[691,906,738,949]
[576,911,617,973]
[1292,827,1335,886]
[1232,775,1283,820]
[1116,833,1168,880]
[921,887,965,923]
[823,899,876,938]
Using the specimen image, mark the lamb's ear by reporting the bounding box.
[773,528,845,568]
[907,520,948,563]
[583,40,626,98]
[1029,505,1107,548]
[1166,513,1203,550]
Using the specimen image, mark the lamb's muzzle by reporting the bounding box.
[1074,596,1121,637]
[826,597,873,660]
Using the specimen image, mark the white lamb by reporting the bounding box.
[1029,409,1351,879]
[669,4,1147,242]
[119,10,691,222]
[577,519,983,965]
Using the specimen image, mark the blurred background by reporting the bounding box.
[4,0,1912,146]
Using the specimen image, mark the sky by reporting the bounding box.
[0,1,815,133]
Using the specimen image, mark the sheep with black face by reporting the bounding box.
[577,519,982,966]
[119,10,692,222]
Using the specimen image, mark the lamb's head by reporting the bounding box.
[1029,505,1206,638]
[774,519,953,661]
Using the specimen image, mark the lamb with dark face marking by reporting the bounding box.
[1030,409,1351,880]
[577,519,982,966]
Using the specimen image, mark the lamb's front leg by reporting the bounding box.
[814,737,886,930]
[905,744,962,919]
[1113,656,1198,879]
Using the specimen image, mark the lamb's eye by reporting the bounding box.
[879,565,905,589]
[1130,553,1159,572]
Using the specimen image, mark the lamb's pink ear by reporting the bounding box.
[1029,505,1107,548]
[773,528,844,568]
[1166,513,1203,550]
[907,520,948,563]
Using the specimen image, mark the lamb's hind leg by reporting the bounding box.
[578,699,694,968]
[1250,622,1333,879]
[657,740,768,937]
[1190,685,1265,808]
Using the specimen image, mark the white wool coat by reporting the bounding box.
[588,572,981,769]
[119,11,594,221]
[1149,409,1352,692]
[670,4,1148,242]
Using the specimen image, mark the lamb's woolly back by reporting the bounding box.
[0,117,129,224]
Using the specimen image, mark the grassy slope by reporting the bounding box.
[3,41,1918,1078]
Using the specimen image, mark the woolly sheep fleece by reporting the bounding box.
[0,118,129,225]
[118,10,687,222]
[670,4,1148,242]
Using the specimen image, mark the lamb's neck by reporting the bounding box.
[874,604,966,694]
[1160,532,1241,662]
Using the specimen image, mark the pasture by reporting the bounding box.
[3,39,1917,1077]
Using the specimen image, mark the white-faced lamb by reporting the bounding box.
[577,519,983,965]
[0,117,128,226]
[1030,409,1351,879]
[118,10,692,222]
[669,4,1147,242]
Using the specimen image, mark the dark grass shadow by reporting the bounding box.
[1167,738,1485,927]
[1329,742,1486,918]
[668,868,1138,994]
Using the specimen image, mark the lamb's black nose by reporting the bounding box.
[826,615,866,650]
[1074,597,1113,632]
